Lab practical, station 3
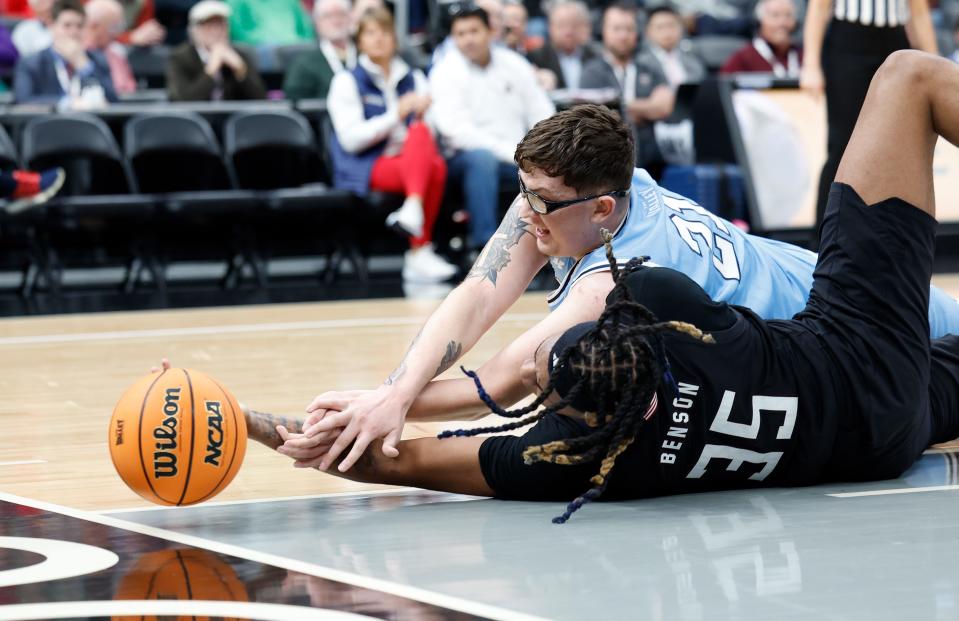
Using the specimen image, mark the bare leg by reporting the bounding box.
[243,407,494,496]
[836,50,959,219]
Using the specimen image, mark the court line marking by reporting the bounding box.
[101,487,457,514]
[0,600,372,621]
[0,537,119,588]
[0,460,45,467]
[0,313,545,347]
[0,491,552,621]
[827,484,959,498]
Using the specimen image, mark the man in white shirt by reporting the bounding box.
[13,0,54,57]
[638,5,706,90]
[430,6,555,250]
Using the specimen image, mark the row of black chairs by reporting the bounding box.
[0,109,414,296]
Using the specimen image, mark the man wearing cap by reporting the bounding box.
[166,0,266,102]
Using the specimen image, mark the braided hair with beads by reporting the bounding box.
[439,229,714,523]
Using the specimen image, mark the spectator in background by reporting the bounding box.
[283,0,356,100]
[226,0,314,46]
[638,5,706,89]
[502,0,542,54]
[328,8,458,283]
[14,0,117,107]
[166,0,265,101]
[0,24,20,79]
[582,3,674,171]
[430,6,554,251]
[528,0,594,90]
[114,0,166,47]
[721,0,802,76]
[84,0,136,94]
[431,0,506,65]
[3,0,35,17]
[350,0,383,33]
[673,0,754,38]
[12,0,53,57]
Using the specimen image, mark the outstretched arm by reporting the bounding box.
[302,198,548,471]
[407,270,615,421]
[242,407,493,496]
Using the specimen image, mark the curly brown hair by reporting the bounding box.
[513,104,635,195]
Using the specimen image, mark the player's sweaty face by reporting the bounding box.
[518,168,598,258]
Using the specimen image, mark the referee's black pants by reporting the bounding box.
[814,20,910,247]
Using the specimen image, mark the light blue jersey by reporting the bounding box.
[549,168,959,338]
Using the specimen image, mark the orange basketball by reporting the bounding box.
[112,549,249,621]
[108,368,247,506]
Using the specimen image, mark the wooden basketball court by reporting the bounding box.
[5,281,959,620]
[0,293,547,511]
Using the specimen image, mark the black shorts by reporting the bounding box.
[796,183,938,479]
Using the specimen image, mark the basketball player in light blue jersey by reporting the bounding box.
[283,104,959,473]
[550,167,959,337]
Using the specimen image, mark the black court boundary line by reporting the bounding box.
[0,491,550,621]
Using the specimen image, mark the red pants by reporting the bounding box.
[369,122,447,247]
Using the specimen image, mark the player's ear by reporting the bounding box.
[592,195,617,222]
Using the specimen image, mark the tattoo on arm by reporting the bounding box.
[467,203,532,285]
[434,340,463,377]
[384,328,422,386]
[246,409,303,450]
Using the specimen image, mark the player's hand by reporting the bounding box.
[302,386,407,472]
[276,424,338,468]
[149,358,172,373]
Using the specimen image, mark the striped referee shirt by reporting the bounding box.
[835,0,910,27]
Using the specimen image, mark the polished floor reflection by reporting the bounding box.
[4,451,959,620]
[0,496,488,620]
[112,450,959,621]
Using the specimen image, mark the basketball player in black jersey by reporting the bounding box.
[154,50,959,522]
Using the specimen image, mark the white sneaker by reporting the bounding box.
[402,245,458,283]
[385,197,424,239]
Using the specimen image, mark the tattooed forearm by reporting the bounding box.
[467,202,532,285]
[434,340,463,377]
[384,328,422,386]
[246,409,304,450]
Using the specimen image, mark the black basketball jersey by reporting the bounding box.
[632,309,841,497]
[480,267,847,502]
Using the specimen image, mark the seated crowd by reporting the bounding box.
[0,0,956,281]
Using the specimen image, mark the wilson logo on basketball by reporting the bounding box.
[204,400,224,467]
[153,387,181,479]
[114,419,124,445]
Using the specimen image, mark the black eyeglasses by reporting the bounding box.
[518,175,630,215]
